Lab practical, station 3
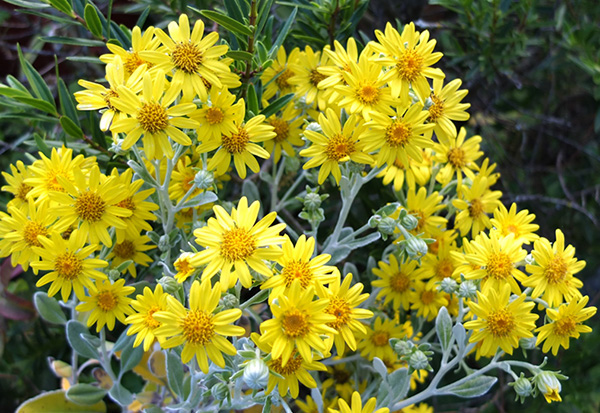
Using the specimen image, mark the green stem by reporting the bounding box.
[99,328,117,382]
[240,288,270,311]
[275,171,307,211]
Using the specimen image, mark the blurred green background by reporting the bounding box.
[0,0,598,411]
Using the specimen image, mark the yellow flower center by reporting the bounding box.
[124,51,149,74]
[281,260,313,288]
[389,272,411,293]
[97,290,118,312]
[420,290,436,305]
[145,307,161,329]
[356,84,380,104]
[544,256,568,284]
[282,309,310,338]
[75,192,106,223]
[180,171,195,192]
[325,296,351,329]
[182,310,215,344]
[222,127,250,154]
[434,258,454,280]
[205,107,225,125]
[468,198,484,218]
[371,330,390,347]
[271,353,303,375]
[220,227,256,262]
[172,42,203,74]
[553,315,577,337]
[45,169,69,192]
[55,252,83,280]
[487,308,515,337]
[113,240,136,259]
[269,118,290,142]
[309,68,326,86]
[16,182,32,200]
[428,94,444,121]
[175,258,194,276]
[486,252,513,280]
[275,69,294,89]
[325,133,355,161]
[116,197,136,213]
[103,89,119,111]
[396,49,424,82]
[385,122,412,147]
[23,221,48,247]
[447,147,466,168]
[505,224,520,238]
[138,103,169,134]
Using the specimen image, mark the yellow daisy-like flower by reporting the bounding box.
[191,87,242,142]
[452,175,502,237]
[288,45,330,110]
[297,395,338,413]
[319,38,361,99]
[49,165,132,247]
[317,273,373,355]
[393,187,447,238]
[168,155,203,203]
[2,160,33,210]
[32,230,107,301]
[174,252,197,283]
[523,229,585,307]
[414,241,459,289]
[197,103,275,179]
[75,56,145,133]
[357,316,407,361]
[259,281,337,366]
[374,22,444,104]
[426,78,471,143]
[475,157,501,187]
[110,71,198,160]
[263,101,305,163]
[261,234,338,299]
[106,235,155,278]
[125,284,169,352]
[329,391,389,413]
[361,103,434,168]
[76,278,135,332]
[300,109,373,184]
[100,26,161,77]
[536,296,596,356]
[261,46,301,100]
[152,279,245,372]
[372,254,418,311]
[463,232,527,294]
[490,203,539,245]
[433,127,483,188]
[191,196,286,290]
[410,281,448,321]
[140,14,232,102]
[465,284,538,357]
[375,150,432,192]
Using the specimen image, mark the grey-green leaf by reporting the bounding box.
[109,382,134,406]
[387,368,410,405]
[119,341,144,375]
[436,306,453,352]
[66,383,108,405]
[33,292,67,324]
[442,375,498,398]
[268,7,297,59]
[166,350,184,399]
[66,320,100,359]
[373,357,387,379]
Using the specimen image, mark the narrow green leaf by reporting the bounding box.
[108,21,130,48]
[20,9,78,25]
[435,306,453,352]
[66,384,107,406]
[60,116,84,139]
[41,36,105,47]
[226,50,254,61]
[199,10,253,37]
[84,4,103,38]
[166,350,184,398]
[247,84,259,114]
[33,292,67,324]
[33,133,52,157]
[268,7,297,59]
[135,6,151,28]
[17,44,55,105]
[48,0,73,15]
[224,0,245,23]
[66,56,103,64]
[58,78,80,127]
[0,85,31,99]
[6,75,30,93]
[4,0,50,8]
[259,93,294,118]
[256,0,275,36]
[15,96,58,115]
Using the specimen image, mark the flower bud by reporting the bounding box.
[211,382,230,401]
[439,278,458,294]
[378,217,397,235]
[193,169,214,190]
[220,293,239,310]
[304,192,322,211]
[511,374,533,403]
[534,371,563,403]
[158,234,170,252]
[158,276,180,296]
[243,358,269,390]
[519,336,537,350]
[457,280,478,299]
[109,139,130,156]
[305,122,322,133]
[394,340,414,356]
[406,237,428,259]
[107,269,121,281]
[401,214,419,231]
[408,350,430,371]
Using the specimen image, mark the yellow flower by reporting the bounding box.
[318,274,373,355]
[414,241,459,289]
[32,230,107,301]
[319,38,361,98]
[1,160,33,210]
[191,87,242,141]
[373,22,444,104]
[357,316,407,361]
[465,284,538,357]
[110,71,198,160]
[534,372,564,403]
[261,46,301,100]
[125,284,169,351]
[140,14,234,101]
[168,155,203,203]
[174,252,197,283]
[106,235,155,278]
[523,229,585,307]
[258,281,337,366]
[263,101,305,163]
[152,279,245,372]
[536,296,596,355]
[77,278,135,332]
[393,187,447,238]
[197,103,275,179]
[375,149,432,192]
[328,391,389,413]
[75,56,145,133]
[433,127,483,188]
[490,203,539,245]
[452,175,502,237]
[322,363,356,403]
[361,103,434,168]
[426,78,470,143]
[300,109,372,184]
[49,165,132,247]
[100,26,161,77]
[410,281,448,321]
[297,394,338,413]
[288,46,330,110]
[261,234,338,299]
[191,197,286,290]
[372,254,418,311]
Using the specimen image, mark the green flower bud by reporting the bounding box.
[193,169,214,190]
[158,276,180,296]
[305,122,322,133]
[401,214,419,231]
[158,235,170,252]
[408,350,430,371]
[439,278,458,294]
[533,371,564,403]
[110,139,129,156]
[513,375,533,398]
[406,237,428,259]
[211,382,229,401]
[378,217,397,235]
[457,280,478,299]
[304,192,322,211]
[107,269,121,281]
[394,339,414,356]
[243,359,269,390]
[519,336,537,350]
[220,293,239,310]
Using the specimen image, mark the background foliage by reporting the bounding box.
[0,0,598,411]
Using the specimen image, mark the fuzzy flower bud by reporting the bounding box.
[406,237,428,259]
[457,280,478,299]
[378,217,397,235]
[401,214,419,231]
[211,382,229,401]
[534,371,564,403]
[519,336,538,350]
[305,122,322,133]
[109,139,129,156]
[243,359,269,390]
[193,169,214,190]
[393,339,414,357]
[439,278,458,294]
[511,374,533,403]
[158,235,170,252]
[304,192,322,211]
[107,269,121,281]
[220,293,239,310]
[158,276,179,296]
[408,350,430,371]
